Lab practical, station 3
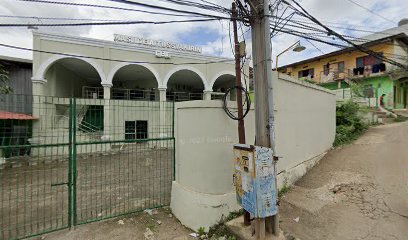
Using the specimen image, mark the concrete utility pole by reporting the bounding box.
[232,2,251,226]
[249,0,279,238]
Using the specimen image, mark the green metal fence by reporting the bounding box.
[0,94,175,240]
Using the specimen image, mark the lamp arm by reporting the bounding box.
[275,40,300,70]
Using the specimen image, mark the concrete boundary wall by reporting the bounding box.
[171,75,336,231]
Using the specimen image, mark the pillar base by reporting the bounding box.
[170,181,241,231]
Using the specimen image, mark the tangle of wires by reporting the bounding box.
[223,86,251,121]
[277,0,408,70]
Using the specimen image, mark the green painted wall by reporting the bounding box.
[359,76,392,108]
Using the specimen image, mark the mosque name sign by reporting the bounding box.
[114,34,203,54]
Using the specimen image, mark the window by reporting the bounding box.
[125,121,148,140]
[324,61,344,75]
[298,68,314,79]
[356,54,382,68]
[338,62,345,73]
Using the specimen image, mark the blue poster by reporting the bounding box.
[254,175,277,218]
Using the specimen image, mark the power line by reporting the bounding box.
[0,42,234,65]
[151,0,230,13]
[0,14,133,22]
[0,18,221,27]
[282,0,407,70]
[305,38,325,54]
[270,16,400,36]
[17,0,232,20]
[343,0,396,24]
[89,0,233,19]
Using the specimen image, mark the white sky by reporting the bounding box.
[0,0,406,67]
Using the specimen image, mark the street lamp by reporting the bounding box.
[275,40,306,70]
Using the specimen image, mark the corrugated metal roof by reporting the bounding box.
[0,55,32,64]
[0,111,37,120]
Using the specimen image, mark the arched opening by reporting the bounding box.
[166,70,205,101]
[212,74,236,100]
[111,64,159,101]
[44,58,103,98]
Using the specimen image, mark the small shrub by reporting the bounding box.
[394,115,408,122]
[334,101,368,146]
[278,183,292,198]
[197,226,206,236]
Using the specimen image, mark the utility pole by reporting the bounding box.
[232,2,251,226]
[249,0,280,238]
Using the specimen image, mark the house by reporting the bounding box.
[0,56,34,159]
[278,19,408,109]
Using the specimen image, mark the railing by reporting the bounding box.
[351,63,386,78]
[166,92,203,102]
[82,86,104,99]
[52,115,101,132]
[333,88,378,107]
[82,86,157,101]
[320,69,351,83]
[112,88,157,101]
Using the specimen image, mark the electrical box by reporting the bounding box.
[233,144,277,218]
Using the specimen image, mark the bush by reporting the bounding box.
[334,101,368,146]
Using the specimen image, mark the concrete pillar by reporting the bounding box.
[102,84,112,141]
[31,78,47,156]
[203,90,212,100]
[158,88,167,147]
[102,84,112,100]
[159,88,167,102]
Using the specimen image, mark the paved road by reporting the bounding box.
[280,122,408,240]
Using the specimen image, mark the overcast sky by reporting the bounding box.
[0,0,406,67]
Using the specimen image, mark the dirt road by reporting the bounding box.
[280,122,408,240]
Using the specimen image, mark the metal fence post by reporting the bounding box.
[72,98,78,226]
[68,98,73,228]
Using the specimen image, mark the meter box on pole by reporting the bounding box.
[233,144,277,218]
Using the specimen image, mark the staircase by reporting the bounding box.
[53,105,102,139]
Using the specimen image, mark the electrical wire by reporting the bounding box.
[223,86,251,121]
[343,0,396,24]
[0,18,221,27]
[17,0,234,20]
[97,0,233,19]
[304,38,325,54]
[282,0,408,70]
[0,15,129,22]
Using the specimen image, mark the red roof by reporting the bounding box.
[0,111,37,120]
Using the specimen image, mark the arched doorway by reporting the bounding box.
[43,58,103,98]
[111,64,159,101]
[166,69,205,101]
[212,74,236,100]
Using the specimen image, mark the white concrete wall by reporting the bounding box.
[171,75,336,231]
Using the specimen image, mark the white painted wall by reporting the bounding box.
[32,31,250,92]
[171,74,336,231]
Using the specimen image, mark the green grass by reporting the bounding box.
[394,115,408,122]
[278,182,292,198]
[207,209,244,239]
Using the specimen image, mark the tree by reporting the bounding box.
[0,63,12,94]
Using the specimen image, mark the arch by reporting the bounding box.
[162,66,209,90]
[107,62,161,87]
[210,71,236,90]
[210,71,247,90]
[35,54,107,83]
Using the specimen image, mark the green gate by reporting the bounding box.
[0,95,175,239]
